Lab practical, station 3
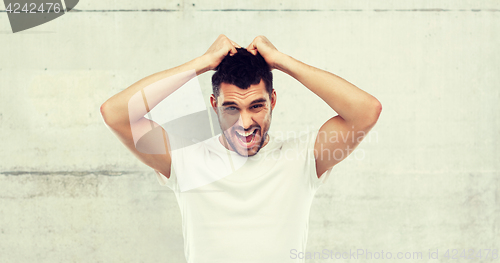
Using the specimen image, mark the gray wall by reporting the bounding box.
[1,1,499,262]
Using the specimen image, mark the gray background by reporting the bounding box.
[1,0,499,262]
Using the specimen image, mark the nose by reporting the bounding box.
[237,111,254,130]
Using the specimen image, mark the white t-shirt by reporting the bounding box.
[155,130,332,263]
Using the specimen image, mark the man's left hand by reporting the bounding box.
[246,36,282,70]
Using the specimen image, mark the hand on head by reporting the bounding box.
[204,34,281,71]
[246,36,280,70]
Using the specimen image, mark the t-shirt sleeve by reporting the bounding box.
[305,130,332,190]
[154,165,177,190]
[153,130,199,190]
[153,136,183,190]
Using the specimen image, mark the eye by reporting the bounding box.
[224,106,238,112]
[251,104,263,109]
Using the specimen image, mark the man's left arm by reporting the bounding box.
[247,36,382,177]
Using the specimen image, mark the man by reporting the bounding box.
[100,34,381,262]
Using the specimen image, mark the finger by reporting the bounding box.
[246,42,258,55]
[246,47,257,56]
[229,45,238,56]
[230,40,241,48]
[246,41,255,51]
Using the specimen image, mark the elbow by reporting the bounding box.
[373,98,382,118]
[368,98,382,124]
[349,98,382,130]
[99,101,114,126]
[100,100,130,129]
[99,102,108,123]
[360,98,382,128]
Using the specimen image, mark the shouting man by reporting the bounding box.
[100,34,381,263]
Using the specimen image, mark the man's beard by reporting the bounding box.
[217,112,272,157]
[222,127,268,157]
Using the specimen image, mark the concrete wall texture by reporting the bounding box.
[1,1,499,262]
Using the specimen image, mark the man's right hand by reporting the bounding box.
[101,34,241,181]
[202,34,241,71]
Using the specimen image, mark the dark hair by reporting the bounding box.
[212,48,273,101]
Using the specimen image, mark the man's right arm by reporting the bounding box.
[99,34,240,179]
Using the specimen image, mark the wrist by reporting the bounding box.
[192,55,212,75]
[272,52,291,72]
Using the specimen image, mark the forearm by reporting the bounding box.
[100,56,210,127]
[275,53,381,127]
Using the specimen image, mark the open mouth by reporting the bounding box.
[235,129,258,146]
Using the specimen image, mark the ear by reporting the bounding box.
[270,89,277,111]
[210,94,218,115]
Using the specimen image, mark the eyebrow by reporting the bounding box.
[221,98,267,107]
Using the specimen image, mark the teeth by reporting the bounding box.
[236,129,256,137]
